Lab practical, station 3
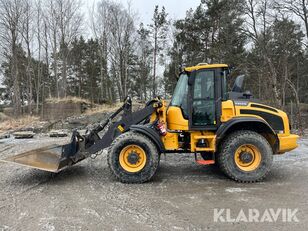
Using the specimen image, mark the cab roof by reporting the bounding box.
[184,63,228,72]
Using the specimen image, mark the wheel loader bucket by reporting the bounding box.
[1,144,73,173]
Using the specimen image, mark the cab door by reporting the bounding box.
[188,69,222,130]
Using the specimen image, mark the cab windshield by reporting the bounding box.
[170,73,189,118]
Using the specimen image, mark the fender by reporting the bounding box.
[216,116,277,144]
[130,125,165,152]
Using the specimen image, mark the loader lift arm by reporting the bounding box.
[69,97,163,162]
[2,97,163,173]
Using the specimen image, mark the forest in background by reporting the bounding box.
[0,0,307,132]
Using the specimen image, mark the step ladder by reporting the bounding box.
[195,153,215,165]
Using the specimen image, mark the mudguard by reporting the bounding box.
[216,117,277,143]
[130,125,165,152]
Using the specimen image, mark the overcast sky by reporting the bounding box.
[86,0,202,25]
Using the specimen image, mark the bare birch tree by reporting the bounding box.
[44,0,82,98]
[107,2,136,101]
[0,0,26,116]
[276,0,308,42]
[89,0,111,101]
[21,0,34,114]
[34,0,43,113]
[56,0,83,97]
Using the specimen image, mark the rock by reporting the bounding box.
[33,121,52,133]
[49,129,69,137]
[18,127,34,132]
[0,133,10,139]
[13,131,35,139]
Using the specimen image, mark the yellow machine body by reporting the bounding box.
[153,63,298,155]
[162,101,298,154]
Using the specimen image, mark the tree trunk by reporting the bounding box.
[36,38,41,114]
[11,33,21,116]
[282,61,289,109]
[60,43,68,98]
[53,29,59,98]
[26,39,33,115]
[62,50,67,98]
[153,28,158,97]
[287,79,304,135]
[266,56,280,106]
[302,0,308,41]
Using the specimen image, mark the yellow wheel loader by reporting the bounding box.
[2,64,299,183]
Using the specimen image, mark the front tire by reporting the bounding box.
[107,131,160,183]
[217,130,273,183]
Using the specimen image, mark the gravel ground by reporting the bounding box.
[0,135,307,230]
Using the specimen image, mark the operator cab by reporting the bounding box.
[168,63,229,131]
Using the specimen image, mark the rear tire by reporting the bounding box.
[217,130,273,183]
[107,131,160,183]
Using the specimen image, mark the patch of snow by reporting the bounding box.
[172,226,184,230]
[41,222,55,231]
[0,225,10,231]
[18,212,27,220]
[225,187,248,193]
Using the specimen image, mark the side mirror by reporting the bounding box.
[232,75,245,93]
[243,90,252,99]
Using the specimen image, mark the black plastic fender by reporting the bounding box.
[216,117,278,144]
[130,125,165,152]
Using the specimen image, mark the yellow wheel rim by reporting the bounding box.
[119,145,147,173]
[234,144,261,171]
